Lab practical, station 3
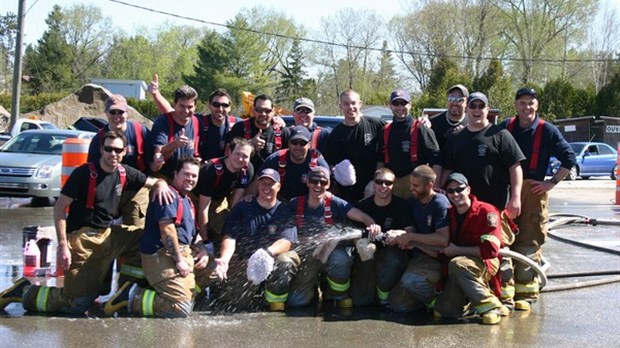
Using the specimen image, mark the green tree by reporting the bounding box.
[423,57,471,108]
[365,40,399,106]
[473,58,513,119]
[541,78,578,120]
[275,38,314,108]
[23,5,74,94]
[0,12,17,93]
[594,67,620,116]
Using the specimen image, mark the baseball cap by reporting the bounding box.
[289,125,311,142]
[308,166,330,181]
[445,172,468,186]
[390,88,410,103]
[105,94,128,112]
[258,168,280,183]
[448,84,469,97]
[467,92,489,106]
[293,97,315,112]
[515,87,537,100]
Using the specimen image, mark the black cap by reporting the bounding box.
[515,87,537,100]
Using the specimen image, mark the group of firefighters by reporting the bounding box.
[0,79,576,325]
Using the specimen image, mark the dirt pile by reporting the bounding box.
[2,84,153,131]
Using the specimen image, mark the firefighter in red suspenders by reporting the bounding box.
[150,86,202,180]
[248,126,330,201]
[225,94,290,170]
[88,94,152,229]
[0,131,173,314]
[498,88,576,311]
[263,166,380,311]
[291,97,332,153]
[377,88,441,199]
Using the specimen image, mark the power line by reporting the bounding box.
[109,0,617,64]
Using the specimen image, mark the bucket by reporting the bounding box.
[61,138,91,188]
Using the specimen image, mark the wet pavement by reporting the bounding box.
[1,179,619,347]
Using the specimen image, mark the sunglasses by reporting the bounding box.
[295,108,312,114]
[255,108,273,114]
[211,101,230,108]
[446,185,467,194]
[108,110,125,116]
[374,179,394,186]
[103,146,124,154]
[391,100,408,106]
[308,178,328,186]
[290,139,309,146]
[448,97,466,103]
[468,103,486,110]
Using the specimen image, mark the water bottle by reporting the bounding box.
[24,239,41,277]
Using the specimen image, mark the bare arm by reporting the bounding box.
[506,162,523,219]
[54,194,73,270]
[266,238,292,256]
[198,195,212,242]
[230,188,248,208]
[441,243,481,258]
[149,73,174,114]
[160,219,191,276]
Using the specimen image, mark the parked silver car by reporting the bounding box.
[0,129,95,205]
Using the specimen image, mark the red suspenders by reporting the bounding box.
[383,120,420,164]
[295,195,333,227]
[85,162,126,210]
[507,117,545,173]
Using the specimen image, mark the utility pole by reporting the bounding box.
[10,0,26,130]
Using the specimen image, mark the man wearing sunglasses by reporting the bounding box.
[150,75,239,161]
[434,172,506,325]
[441,92,525,221]
[497,88,575,312]
[251,126,329,201]
[429,84,470,150]
[226,95,290,170]
[263,166,380,311]
[0,131,173,315]
[87,94,153,229]
[349,168,412,307]
[291,97,331,153]
[377,88,441,199]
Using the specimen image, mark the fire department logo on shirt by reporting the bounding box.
[364,133,373,146]
[487,212,498,227]
[477,144,488,157]
[401,141,410,153]
[268,224,277,235]
[426,214,433,227]
[115,184,123,196]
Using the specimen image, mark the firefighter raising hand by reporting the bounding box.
[175,127,189,149]
[252,129,266,151]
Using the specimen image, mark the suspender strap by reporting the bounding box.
[86,163,126,210]
[311,127,321,150]
[278,149,288,185]
[323,195,333,225]
[166,113,200,157]
[133,121,146,171]
[274,125,282,150]
[295,196,306,227]
[210,158,224,190]
[243,119,252,140]
[507,117,545,173]
[410,119,420,163]
[383,123,392,164]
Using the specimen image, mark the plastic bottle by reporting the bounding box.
[23,239,40,277]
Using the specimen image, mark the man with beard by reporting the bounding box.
[251,126,329,201]
[226,95,290,170]
[377,88,441,199]
[383,165,450,312]
[324,89,386,202]
[430,84,469,150]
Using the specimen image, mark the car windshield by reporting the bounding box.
[41,123,58,130]
[570,143,586,154]
[1,133,73,155]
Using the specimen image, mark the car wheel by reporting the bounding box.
[567,167,578,180]
[613,165,618,180]
[31,197,51,207]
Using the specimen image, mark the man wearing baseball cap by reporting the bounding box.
[377,88,441,198]
[433,172,506,325]
[497,87,575,311]
[291,97,332,153]
[430,84,470,150]
[441,91,525,221]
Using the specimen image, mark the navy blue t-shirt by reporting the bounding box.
[199,114,239,161]
[140,189,196,254]
[409,193,450,234]
[87,121,153,171]
[151,112,201,178]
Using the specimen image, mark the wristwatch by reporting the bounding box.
[548,176,559,185]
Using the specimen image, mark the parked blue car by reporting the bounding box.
[547,142,618,180]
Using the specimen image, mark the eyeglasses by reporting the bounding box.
[255,108,273,114]
[448,97,466,103]
[468,103,486,110]
[391,100,408,106]
[374,179,394,186]
[308,178,328,186]
[108,110,125,116]
[446,185,467,194]
[103,146,124,154]
[211,101,230,108]
[295,108,312,114]
[290,139,309,146]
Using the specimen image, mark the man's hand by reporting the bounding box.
[175,128,190,149]
[176,259,192,277]
[152,180,174,205]
[57,243,71,270]
[366,223,382,241]
[193,246,209,270]
[505,196,521,219]
[441,242,459,257]
[214,258,229,280]
[148,73,160,95]
[251,129,266,151]
[530,180,554,195]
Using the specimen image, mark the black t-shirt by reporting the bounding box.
[430,111,468,150]
[62,162,147,232]
[377,117,441,177]
[195,156,254,200]
[323,116,385,201]
[355,195,412,231]
[443,124,525,209]
[225,118,290,170]
[199,114,239,161]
